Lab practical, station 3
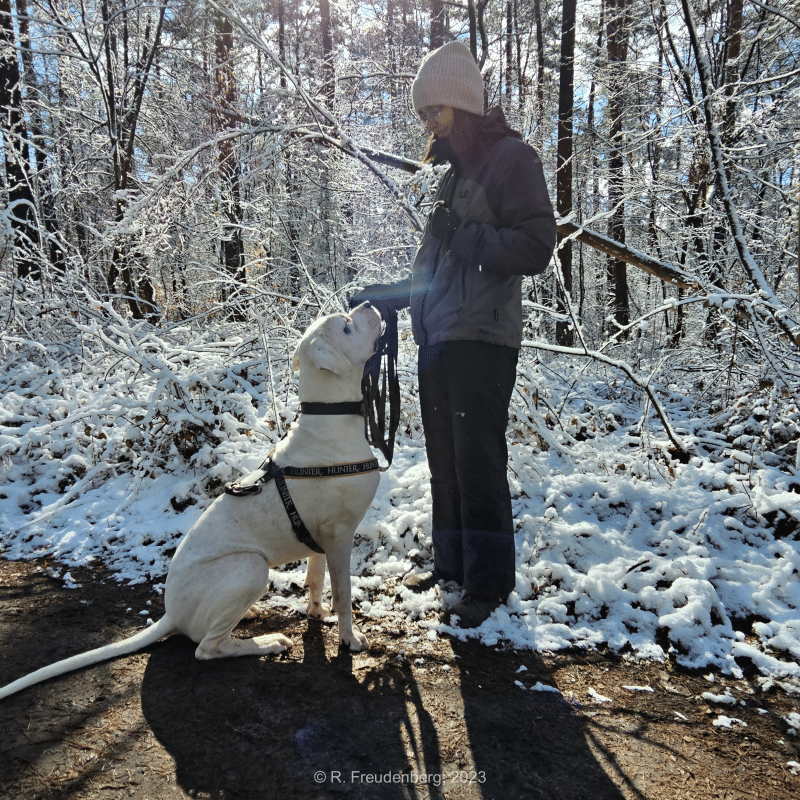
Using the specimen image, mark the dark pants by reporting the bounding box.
[418,341,518,601]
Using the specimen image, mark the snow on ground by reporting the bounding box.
[1,321,799,691]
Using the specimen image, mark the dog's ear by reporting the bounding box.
[291,339,303,372]
[307,333,351,375]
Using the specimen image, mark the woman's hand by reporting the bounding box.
[349,280,412,316]
[428,201,460,243]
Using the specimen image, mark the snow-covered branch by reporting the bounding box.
[522,339,689,456]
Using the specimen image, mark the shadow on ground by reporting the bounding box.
[141,619,624,799]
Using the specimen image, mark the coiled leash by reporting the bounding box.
[361,306,401,467]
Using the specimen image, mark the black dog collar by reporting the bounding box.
[299,401,366,416]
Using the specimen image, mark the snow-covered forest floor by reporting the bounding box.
[1,309,799,694]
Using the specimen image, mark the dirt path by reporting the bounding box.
[1,557,798,799]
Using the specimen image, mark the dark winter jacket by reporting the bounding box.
[353,108,555,348]
[410,108,556,349]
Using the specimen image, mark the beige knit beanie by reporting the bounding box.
[412,40,485,116]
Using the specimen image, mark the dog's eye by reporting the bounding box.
[343,323,351,334]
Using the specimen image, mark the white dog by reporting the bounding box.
[0,302,383,700]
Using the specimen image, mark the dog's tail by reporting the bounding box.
[0,615,175,701]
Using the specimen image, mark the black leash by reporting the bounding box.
[361,307,401,467]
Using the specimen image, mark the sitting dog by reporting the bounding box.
[0,302,383,700]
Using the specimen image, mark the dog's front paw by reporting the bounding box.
[340,628,368,652]
[307,600,332,619]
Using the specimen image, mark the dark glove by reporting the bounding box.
[428,201,460,243]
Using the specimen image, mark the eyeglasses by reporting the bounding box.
[418,106,447,123]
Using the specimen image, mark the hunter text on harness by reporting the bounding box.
[224,401,380,554]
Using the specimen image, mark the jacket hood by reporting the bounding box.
[481,106,523,141]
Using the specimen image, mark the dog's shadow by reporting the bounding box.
[141,618,443,800]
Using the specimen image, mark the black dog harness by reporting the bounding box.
[224,400,380,554]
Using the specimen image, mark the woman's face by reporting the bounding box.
[419,105,454,138]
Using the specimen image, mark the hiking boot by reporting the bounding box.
[446,594,502,628]
[402,570,438,593]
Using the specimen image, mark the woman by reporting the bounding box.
[356,40,556,627]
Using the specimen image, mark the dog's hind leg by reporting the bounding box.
[304,552,331,619]
[187,553,293,660]
[196,629,292,659]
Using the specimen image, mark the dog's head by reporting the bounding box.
[292,302,382,378]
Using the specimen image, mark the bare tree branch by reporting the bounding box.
[522,339,690,455]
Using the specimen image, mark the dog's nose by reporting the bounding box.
[357,299,382,321]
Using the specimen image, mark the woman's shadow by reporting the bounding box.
[449,637,627,799]
[141,617,447,800]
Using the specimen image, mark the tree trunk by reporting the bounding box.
[533,0,545,150]
[648,29,671,342]
[0,0,39,280]
[430,0,444,50]
[103,0,163,319]
[505,2,513,100]
[605,0,630,331]
[320,0,334,108]
[319,0,336,285]
[514,0,524,112]
[475,0,490,68]
[214,5,245,319]
[723,0,743,150]
[467,0,477,60]
[387,0,397,141]
[278,0,287,89]
[587,0,604,213]
[586,0,604,315]
[556,0,576,346]
[16,0,64,274]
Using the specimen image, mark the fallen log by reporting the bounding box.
[555,220,694,290]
